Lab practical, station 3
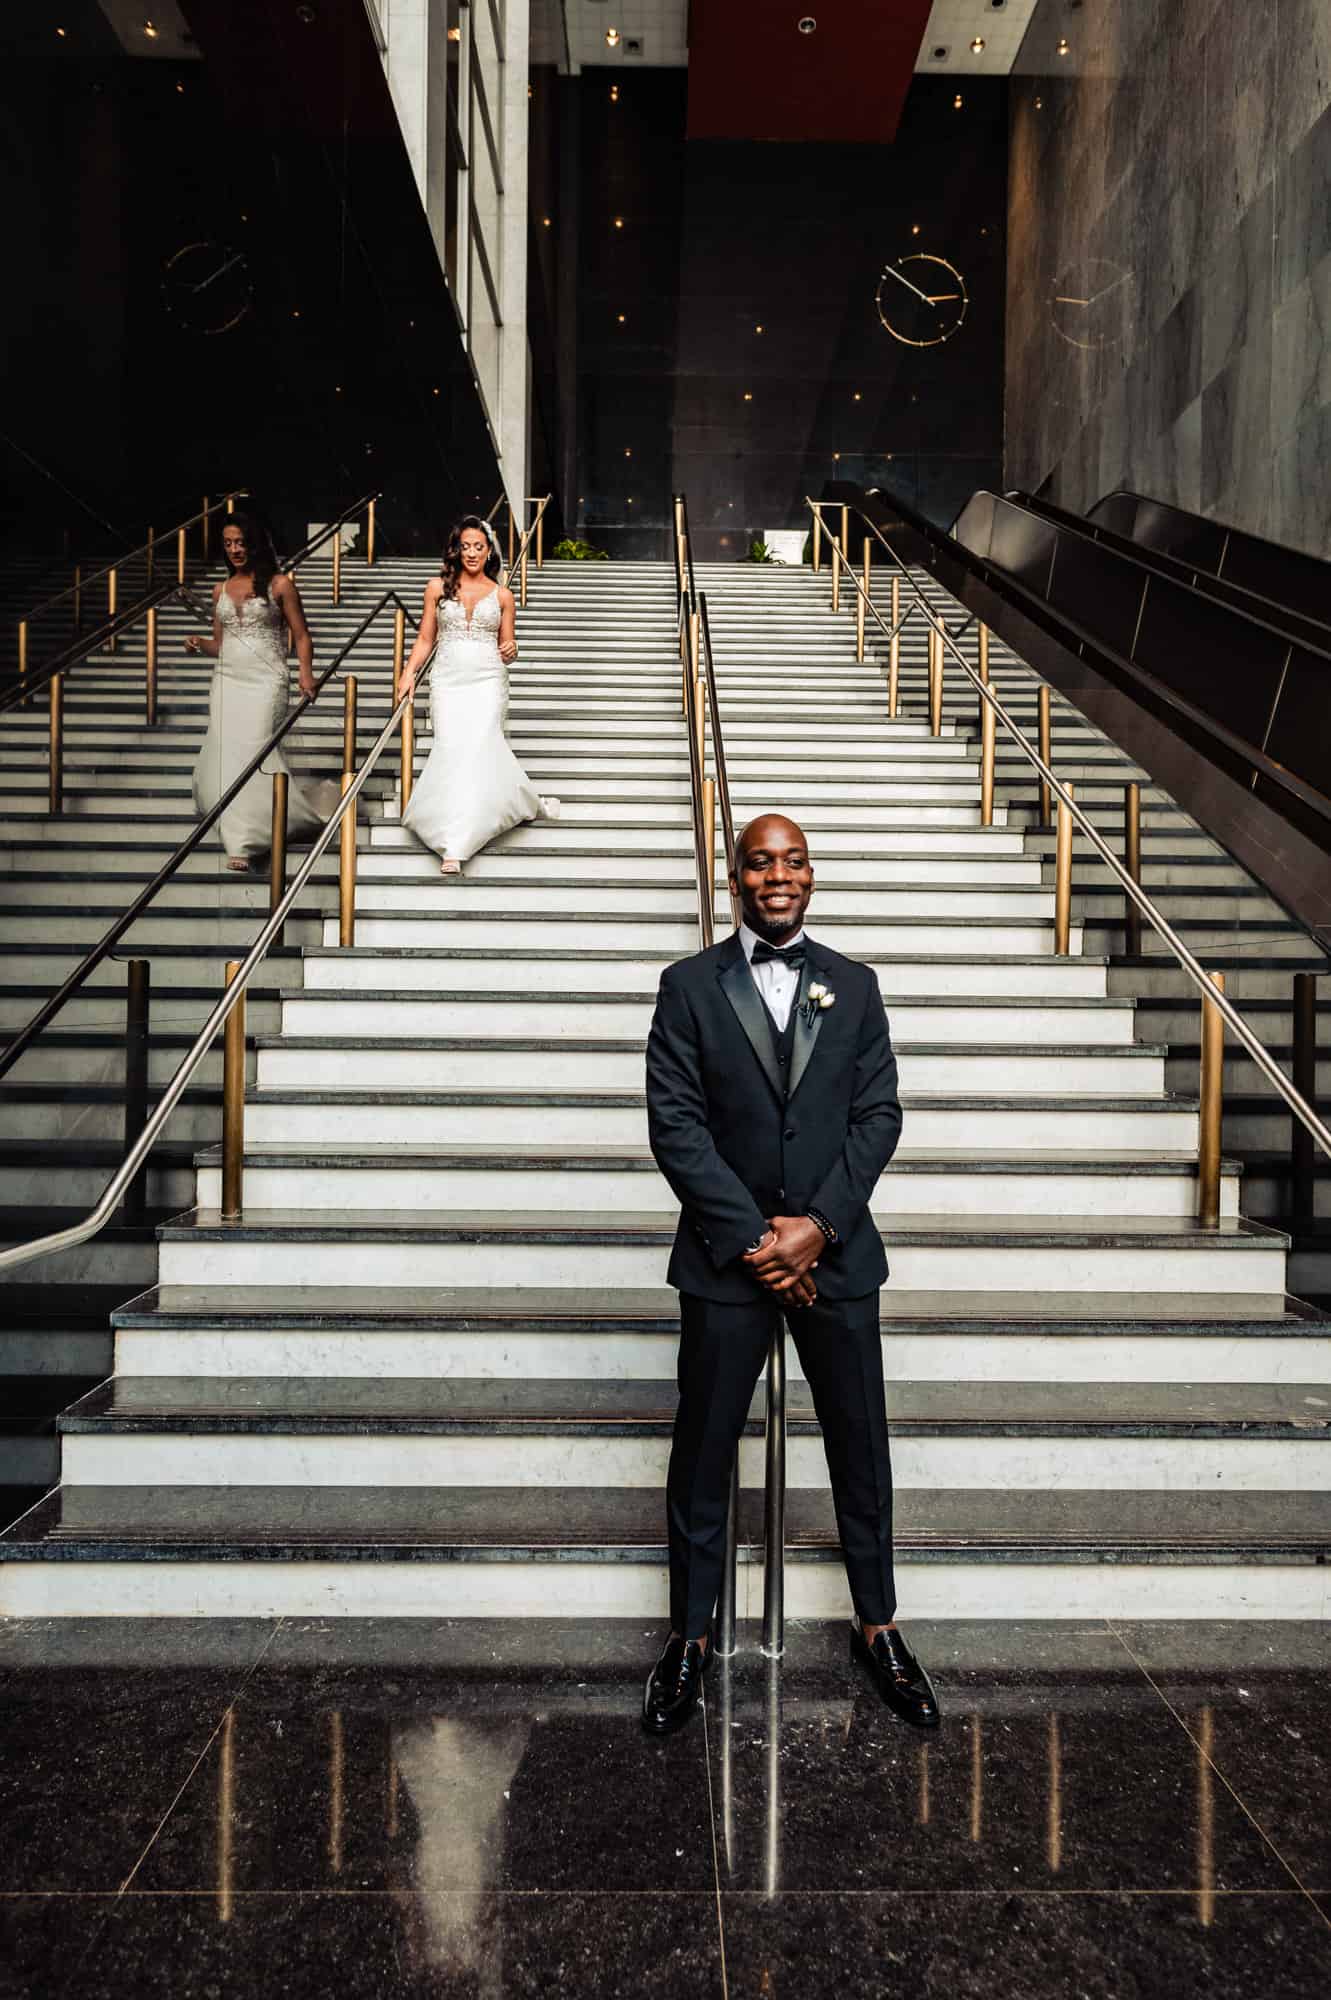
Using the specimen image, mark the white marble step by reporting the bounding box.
[346,879,1056,918]
[325,915,1083,954]
[253,1037,1164,1095]
[356,849,1046,886]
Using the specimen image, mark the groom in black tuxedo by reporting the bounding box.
[643,812,939,1735]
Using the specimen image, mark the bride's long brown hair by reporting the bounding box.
[440,515,502,599]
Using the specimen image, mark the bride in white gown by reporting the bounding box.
[400,515,558,873]
[186,512,339,870]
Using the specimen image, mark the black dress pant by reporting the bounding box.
[666,1288,895,1639]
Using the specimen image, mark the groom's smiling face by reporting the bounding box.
[732,814,814,942]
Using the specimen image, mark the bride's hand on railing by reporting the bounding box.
[299,668,317,701]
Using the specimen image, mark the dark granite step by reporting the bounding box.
[5,1483,1327,1564]
[56,1375,1331,1442]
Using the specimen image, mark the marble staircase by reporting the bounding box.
[1,556,1329,1617]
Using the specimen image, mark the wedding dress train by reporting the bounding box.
[191,586,339,861]
[402,586,557,865]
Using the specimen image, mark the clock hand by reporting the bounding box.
[882,262,932,305]
[925,295,960,303]
[189,252,245,296]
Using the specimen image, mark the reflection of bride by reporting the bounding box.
[399,515,558,875]
[186,511,339,872]
[390,1713,531,1993]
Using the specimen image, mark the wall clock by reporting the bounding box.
[1049,258,1131,350]
[876,253,968,347]
[161,241,254,335]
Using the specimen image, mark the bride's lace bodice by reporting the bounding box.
[436,586,503,681]
[217,586,288,676]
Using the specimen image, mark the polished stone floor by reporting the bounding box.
[2,1617,1329,1997]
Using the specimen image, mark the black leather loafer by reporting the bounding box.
[642,1632,709,1736]
[851,1622,941,1730]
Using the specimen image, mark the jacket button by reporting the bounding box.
[784,1128,796,1140]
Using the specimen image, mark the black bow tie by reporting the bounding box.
[751,939,806,970]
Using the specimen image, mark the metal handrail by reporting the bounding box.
[15,490,250,627]
[808,496,1331,1170]
[1,490,382,719]
[0,586,414,1083]
[0,655,437,1276]
[698,596,738,906]
[0,487,554,1271]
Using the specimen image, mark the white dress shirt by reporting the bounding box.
[739,921,806,1033]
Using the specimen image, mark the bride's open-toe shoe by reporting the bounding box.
[225,857,252,873]
[538,795,561,821]
[440,857,462,876]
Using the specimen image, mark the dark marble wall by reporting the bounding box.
[574,71,1008,558]
[1005,0,1331,557]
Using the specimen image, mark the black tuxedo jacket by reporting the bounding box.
[645,931,902,1302]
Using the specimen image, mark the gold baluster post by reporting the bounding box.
[855,539,869,663]
[48,672,64,815]
[831,537,841,614]
[145,606,158,726]
[1054,782,1074,956]
[107,566,118,652]
[536,505,545,569]
[839,503,849,559]
[928,626,943,738]
[17,619,27,705]
[695,671,706,773]
[1124,782,1142,955]
[367,497,377,567]
[341,673,358,779]
[977,622,990,730]
[703,775,716,918]
[1198,971,1225,1227]
[888,576,900,719]
[980,690,995,830]
[222,960,245,1219]
[226,493,236,516]
[400,696,415,811]
[269,772,289,937]
[339,773,357,948]
[392,606,406,705]
[177,527,187,586]
[332,529,342,606]
[812,508,822,574]
[1038,685,1052,826]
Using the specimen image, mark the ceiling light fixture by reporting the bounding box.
[613,216,624,229]
[542,216,552,227]
[143,18,159,36]
[610,84,619,101]
[743,391,753,401]
[971,36,985,51]
[755,323,765,333]
[605,26,621,47]
[798,18,817,34]
[911,223,921,235]
[617,313,626,323]
[56,25,67,36]
[954,93,964,108]
[1056,36,1070,54]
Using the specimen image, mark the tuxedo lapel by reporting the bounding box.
[717,937,784,1102]
[787,943,827,1102]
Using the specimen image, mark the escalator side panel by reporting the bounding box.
[1044,532,1143,661]
[1132,584,1286,750]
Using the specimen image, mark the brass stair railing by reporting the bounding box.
[0,495,553,1273]
[807,494,1331,1216]
[12,490,252,696]
[2,491,382,729]
[673,495,783,1661]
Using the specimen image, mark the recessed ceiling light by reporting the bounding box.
[1056,37,1070,54]
[617,313,626,323]
[613,216,624,229]
[971,36,985,52]
[755,323,765,333]
[605,26,621,47]
[610,84,619,101]
[833,452,841,462]
[954,93,964,108]
[798,18,817,34]
[911,223,921,235]
[542,216,552,227]
[624,448,632,457]
[447,24,461,40]
[1034,94,1043,107]
[56,24,67,35]
[743,392,753,401]
[143,18,159,37]
[853,391,862,401]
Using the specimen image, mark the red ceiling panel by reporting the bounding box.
[686,0,936,143]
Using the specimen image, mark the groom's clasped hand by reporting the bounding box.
[743,1213,826,1305]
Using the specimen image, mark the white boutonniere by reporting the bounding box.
[802,982,836,1023]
